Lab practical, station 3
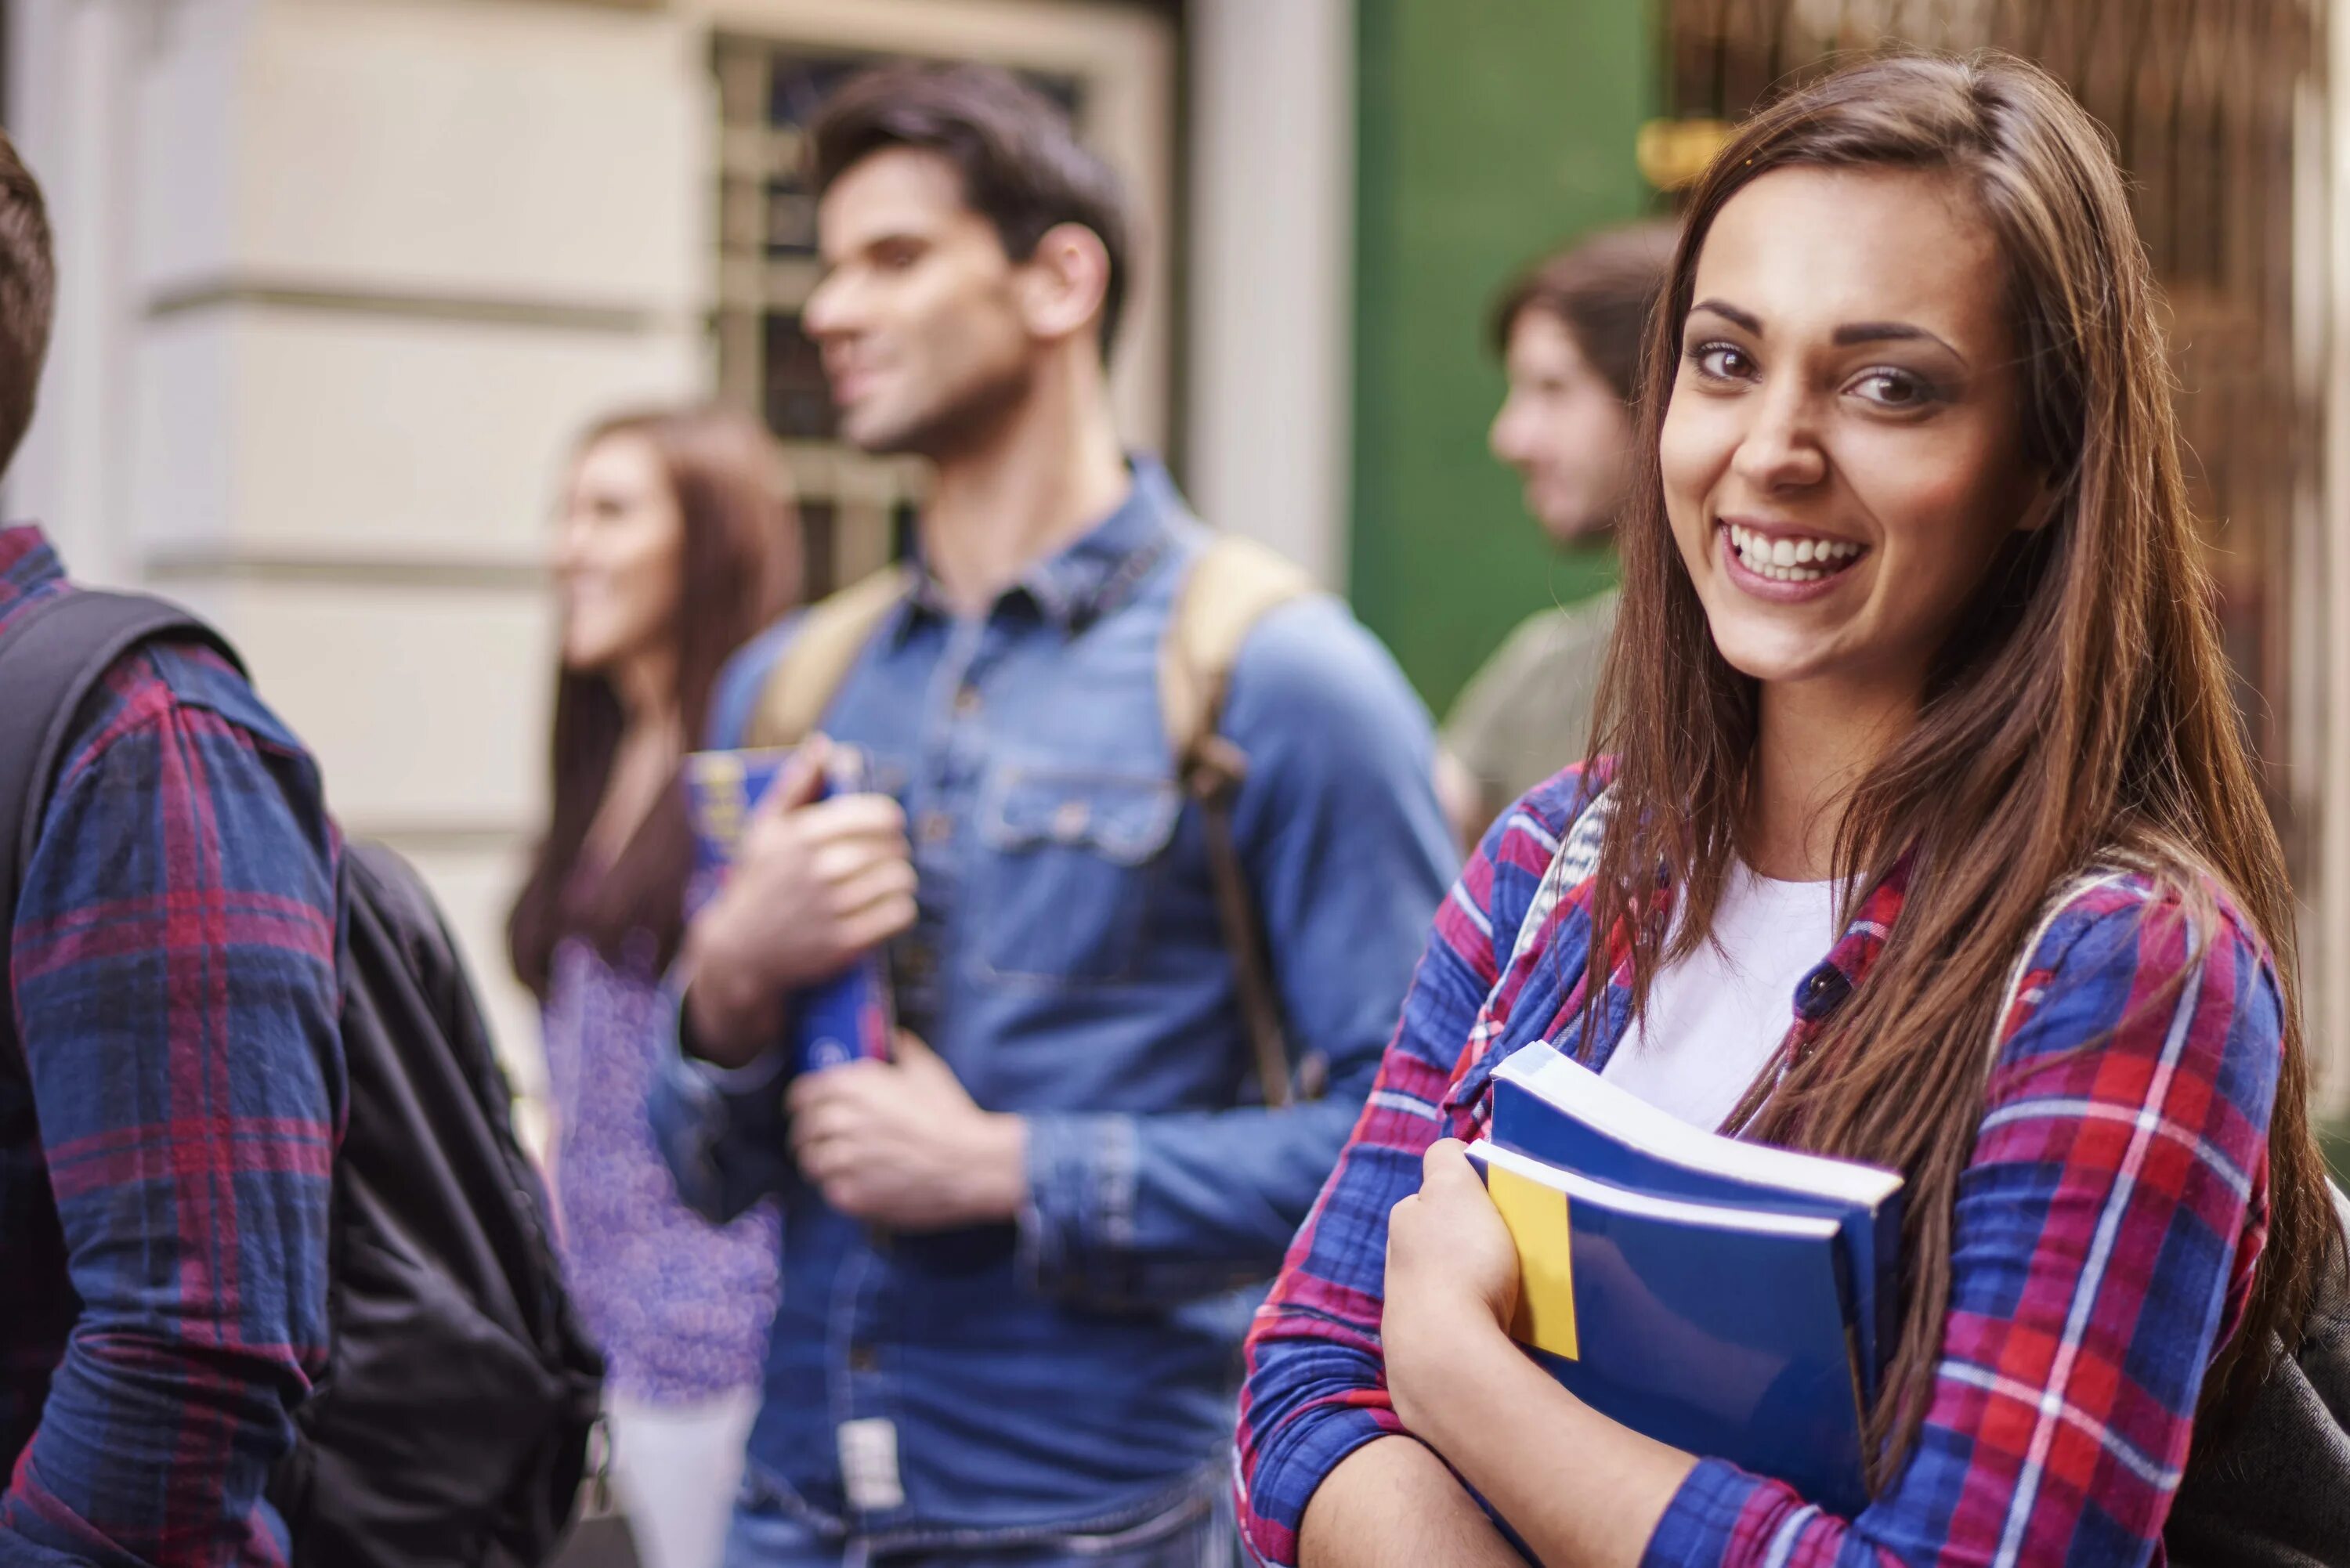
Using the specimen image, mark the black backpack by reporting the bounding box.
[0,588,605,1568]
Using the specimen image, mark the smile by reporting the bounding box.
[1722,522,1866,584]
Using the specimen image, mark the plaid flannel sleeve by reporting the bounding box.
[1233,786,1570,1566]
[2,652,342,1566]
[1643,877,2283,1568]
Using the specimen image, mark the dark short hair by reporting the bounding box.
[1490,220,1678,405]
[0,130,54,475]
[811,63,1133,355]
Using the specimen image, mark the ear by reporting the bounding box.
[1015,221,1113,347]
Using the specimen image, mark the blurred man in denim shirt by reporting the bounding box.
[649,62,1453,1568]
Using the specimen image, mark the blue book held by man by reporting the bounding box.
[683,745,895,1074]
[1488,1039,1904,1400]
[1466,1139,1875,1517]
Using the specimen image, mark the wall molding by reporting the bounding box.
[142,544,549,591]
[145,276,680,336]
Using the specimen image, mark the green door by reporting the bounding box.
[1351,0,1659,716]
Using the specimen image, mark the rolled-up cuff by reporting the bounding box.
[646,981,794,1225]
[1235,1403,1401,1567]
[1017,1111,1139,1296]
[1642,1457,1770,1567]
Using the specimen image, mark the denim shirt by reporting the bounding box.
[648,459,1455,1547]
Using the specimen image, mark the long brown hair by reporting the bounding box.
[507,405,799,999]
[1582,51,2333,1484]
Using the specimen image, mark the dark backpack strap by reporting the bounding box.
[0,588,240,985]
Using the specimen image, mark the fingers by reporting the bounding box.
[753,736,833,822]
[1419,1138,1477,1192]
[809,833,913,889]
[799,793,909,847]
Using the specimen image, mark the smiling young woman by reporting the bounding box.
[1232,51,2340,1568]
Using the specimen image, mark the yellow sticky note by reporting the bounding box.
[1487,1165,1579,1360]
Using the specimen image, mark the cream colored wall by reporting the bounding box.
[9,0,714,1107]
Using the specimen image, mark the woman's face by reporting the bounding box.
[1659,165,2041,707]
[1490,312,1632,545]
[553,432,686,677]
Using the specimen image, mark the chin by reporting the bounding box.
[1705,621,1836,688]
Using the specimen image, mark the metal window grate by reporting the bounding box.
[1663,0,2327,871]
[711,38,1086,598]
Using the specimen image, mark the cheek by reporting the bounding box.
[611,516,686,631]
[1855,428,2023,587]
[1658,399,1724,544]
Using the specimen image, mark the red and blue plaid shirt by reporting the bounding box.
[1,526,343,1566]
[1235,763,2281,1567]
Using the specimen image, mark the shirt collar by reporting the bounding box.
[0,524,64,634]
[893,454,1182,641]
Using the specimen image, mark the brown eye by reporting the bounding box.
[1687,341,1754,382]
[1851,368,1939,410]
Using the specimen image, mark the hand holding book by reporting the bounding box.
[682,738,906,1072]
[1381,1041,1901,1527]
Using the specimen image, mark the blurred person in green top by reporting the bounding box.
[1435,221,1678,846]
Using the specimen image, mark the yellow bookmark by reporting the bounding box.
[1487,1165,1580,1360]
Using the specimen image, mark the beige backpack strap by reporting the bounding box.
[744,565,913,750]
[1159,534,1320,1109]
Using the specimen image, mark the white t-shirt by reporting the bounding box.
[1602,864,1842,1133]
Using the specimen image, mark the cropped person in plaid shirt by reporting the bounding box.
[1236,52,2341,1568]
[0,137,343,1563]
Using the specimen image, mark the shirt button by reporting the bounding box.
[953,685,982,718]
[848,1342,879,1373]
[918,811,953,846]
[1799,966,1851,1015]
[1051,799,1090,841]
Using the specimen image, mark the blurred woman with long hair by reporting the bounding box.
[1235,52,2338,1567]
[508,404,797,1568]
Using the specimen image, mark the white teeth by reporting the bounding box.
[1722,525,1860,580]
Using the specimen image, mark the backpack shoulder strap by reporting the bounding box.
[0,590,238,1053]
[0,590,237,909]
[1159,534,1319,1109]
[743,565,912,750]
[1158,534,1318,786]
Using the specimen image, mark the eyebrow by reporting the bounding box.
[1831,320,1967,364]
[1690,298,1761,334]
[1688,299,1969,367]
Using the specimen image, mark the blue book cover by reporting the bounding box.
[1466,1139,1871,1518]
[1488,1040,1904,1401]
[683,746,895,1075]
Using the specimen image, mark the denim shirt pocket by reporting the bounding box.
[975,764,1181,986]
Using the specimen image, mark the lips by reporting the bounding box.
[1723,521,1865,584]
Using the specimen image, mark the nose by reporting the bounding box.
[803,266,854,341]
[1490,394,1536,467]
[551,511,590,578]
[1730,381,1828,493]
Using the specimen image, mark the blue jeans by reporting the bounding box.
[720,1486,1236,1568]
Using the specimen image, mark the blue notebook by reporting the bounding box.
[683,745,895,1075]
[1488,1040,1903,1401]
[1467,1139,1871,1517]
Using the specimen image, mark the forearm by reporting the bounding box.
[1300,1436,1526,1568]
[679,916,786,1068]
[1021,1094,1358,1304]
[1413,1331,1694,1568]
[4,1327,311,1563]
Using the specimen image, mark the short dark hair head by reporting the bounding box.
[811,62,1133,356]
[0,130,54,475]
[1490,219,1678,405]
